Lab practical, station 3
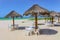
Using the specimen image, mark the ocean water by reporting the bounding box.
[0,17,36,20]
[0,17,50,20]
[0,18,28,20]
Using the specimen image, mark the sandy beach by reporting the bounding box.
[0,19,60,40]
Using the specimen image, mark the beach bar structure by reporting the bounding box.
[5,10,22,29]
[23,4,50,31]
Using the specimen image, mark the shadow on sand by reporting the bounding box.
[54,24,60,27]
[40,29,58,35]
[15,27,58,35]
[38,23,45,25]
[16,26,26,30]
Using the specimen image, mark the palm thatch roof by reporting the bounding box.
[56,12,60,17]
[5,10,22,18]
[50,11,58,17]
[23,4,50,16]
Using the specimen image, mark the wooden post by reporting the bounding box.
[12,17,15,29]
[50,17,51,22]
[51,16,54,24]
[35,13,38,31]
[45,17,46,23]
[58,17,59,23]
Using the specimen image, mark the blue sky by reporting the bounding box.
[0,0,60,17]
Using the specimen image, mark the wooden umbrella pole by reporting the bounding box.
[45,17,46,23]
[50,17,51,22]
[35,13,38,31]
[51,16,54,24]
[13,17,15,29]
[58,17,59,23]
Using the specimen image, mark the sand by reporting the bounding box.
[0,19,60,40]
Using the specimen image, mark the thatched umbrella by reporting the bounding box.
[50,11,57,24]
[23,4,50,31]
[56,13,60,23]
[5,10,22,29]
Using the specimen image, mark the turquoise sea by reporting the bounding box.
[0,15,53,20]
[0,17,51,20]
[0,18,28,20]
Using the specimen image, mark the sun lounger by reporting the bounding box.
[54,22,60,26]
[25,26,40,36]
[33,28,40,35]
[8,25,13,31]
[8,24,19,31]
[45,21,53,26]
[38,21,45,25]
[25,26,34,36]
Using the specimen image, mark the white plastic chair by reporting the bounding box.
[25,26,34,36]
[8,24,19,30]
[45,21,53,26]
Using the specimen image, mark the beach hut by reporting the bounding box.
[5,10,22,29]
[23,4,50,31]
